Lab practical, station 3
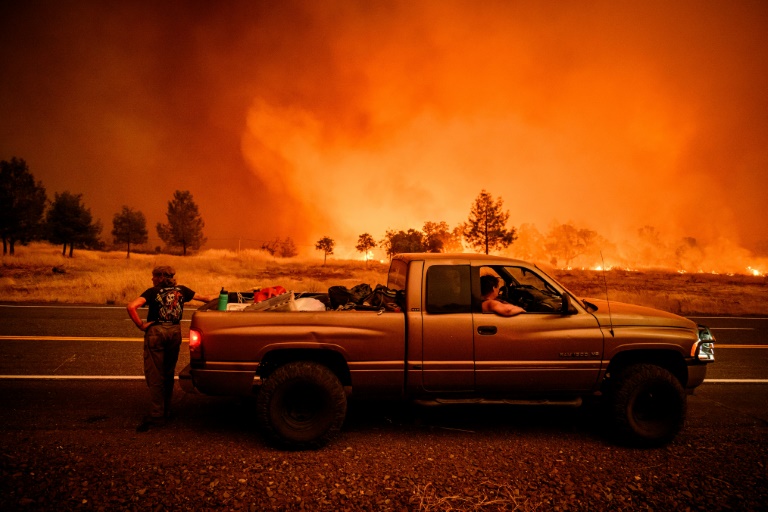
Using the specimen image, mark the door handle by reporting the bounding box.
[477,325,497,335]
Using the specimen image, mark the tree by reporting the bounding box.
[380,229,426,258]
[315,236,335,265]
[355,233,376,264]
[675,237,704,272]
[112,206,148,258]
[156,190,206,255]
[278,237,298,258]
[0,157,47,255]
[544,222,597,268]
[462,190,516,254]
[262,237,298,258]
[635,225,668,269]
[45,191,102,257]
[422,221,463,253]
[512,223,547,262]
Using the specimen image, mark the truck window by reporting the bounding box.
[387,259,408,291]
[500,266,563,313]
[426,265,471,314]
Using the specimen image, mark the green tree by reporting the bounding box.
[355,233,377,264]
[462,190,516,255]
[111,206,148,258]
[544,222,597,268]
[45,191,102,257]
[380,229,426,258]
[315,236,335,265]
[156,190,206,255]
[0,157,47,255]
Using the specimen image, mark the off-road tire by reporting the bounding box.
[256,361,347,450]
[609,363,686,446]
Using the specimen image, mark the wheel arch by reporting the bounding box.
[258,348,352,387]
[604,349,688,389]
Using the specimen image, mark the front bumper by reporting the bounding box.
[179,363,262,396]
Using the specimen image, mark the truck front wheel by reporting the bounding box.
[256,361,347,449]
[609,363,686,446]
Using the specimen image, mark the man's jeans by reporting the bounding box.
[143,323,182,419]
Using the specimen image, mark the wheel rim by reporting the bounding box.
[279,383,329,431]
[631,382,678,431]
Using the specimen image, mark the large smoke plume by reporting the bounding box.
[2,1,767,271]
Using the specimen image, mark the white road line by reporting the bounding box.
[703,379,768,383]
[0,375,148,380]
[715,345,768,349]
[0,304,201,311]
[688,316,768,320]
[0,336,187,342]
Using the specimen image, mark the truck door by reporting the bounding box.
[421,263,475,392]
[472,265,604,394]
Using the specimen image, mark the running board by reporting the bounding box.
[413,397,583,407]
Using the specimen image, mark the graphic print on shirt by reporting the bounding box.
[155,287,184,323]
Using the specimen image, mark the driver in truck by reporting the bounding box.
[480,274,525,317]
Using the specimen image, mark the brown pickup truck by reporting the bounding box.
[180,253,715,449]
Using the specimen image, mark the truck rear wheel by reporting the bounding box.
[256,361,347,449]
[609,363,686,446]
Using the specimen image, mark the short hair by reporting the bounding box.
[480,275,500,296]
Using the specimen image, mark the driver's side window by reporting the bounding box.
[503,266,562,313]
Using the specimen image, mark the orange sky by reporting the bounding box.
[1,1,767,266]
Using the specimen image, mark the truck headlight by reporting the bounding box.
[692,325,715,362]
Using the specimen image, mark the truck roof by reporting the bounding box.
[392,252,530,266]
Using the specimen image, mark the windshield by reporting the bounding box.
[533,264,586,310]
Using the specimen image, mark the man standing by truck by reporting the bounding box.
[127,266,214,432]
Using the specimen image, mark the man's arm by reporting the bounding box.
[487,299,525,317]
[192,293,216,303]
[127,296,152,331]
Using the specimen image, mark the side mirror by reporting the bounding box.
[561,293,574,315]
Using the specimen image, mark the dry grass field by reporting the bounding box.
[1,242,766,316]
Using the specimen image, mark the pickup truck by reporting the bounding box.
[180,253,715,449]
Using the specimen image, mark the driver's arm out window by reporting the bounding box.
[426,265,471,314]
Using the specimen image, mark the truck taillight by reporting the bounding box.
[189,329,202,359]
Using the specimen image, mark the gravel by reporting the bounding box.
[1,388,766,511]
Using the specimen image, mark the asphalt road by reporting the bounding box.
[0,305,766,510]
[0,304,765,420]
[0,304,766,380]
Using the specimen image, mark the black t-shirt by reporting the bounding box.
[140,285,196,324]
